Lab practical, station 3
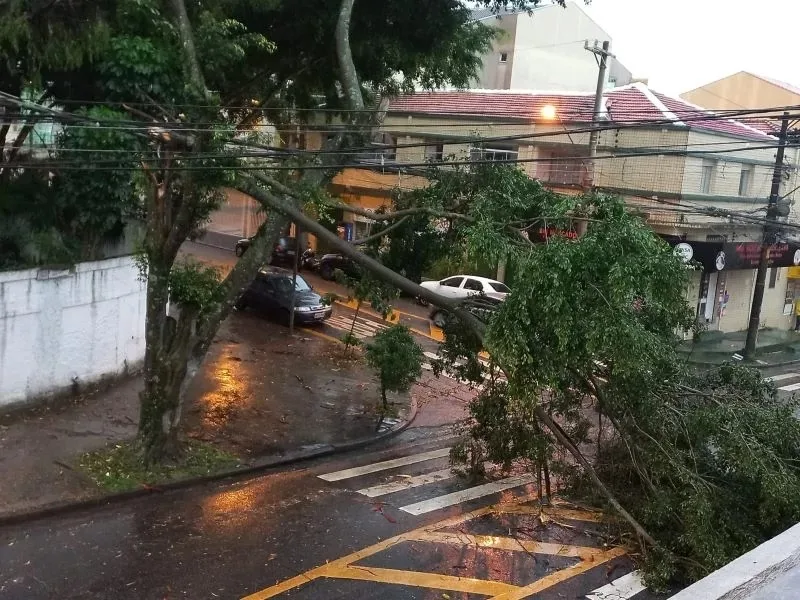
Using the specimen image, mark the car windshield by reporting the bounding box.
[488,281,511,293]
[271,275,311,293]
[279,237,297,250]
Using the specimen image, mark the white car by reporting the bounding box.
[419,275,510,327]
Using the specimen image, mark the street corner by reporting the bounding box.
[241,495,641,600]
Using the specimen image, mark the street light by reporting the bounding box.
[540,104,557,121]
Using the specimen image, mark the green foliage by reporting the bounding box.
[438,189,800,586]
[365,325,424,408]
[0,107,141,268]
[169,261,223,311]
[79,439,239,492]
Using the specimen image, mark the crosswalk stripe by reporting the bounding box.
[779,382,800,392]
[766,373,800,382]
[318,448,451,482]
[355,467,455,498]
[586,570,646,600]
[399,474,537,515]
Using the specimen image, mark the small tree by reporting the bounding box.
[365,325,424,414]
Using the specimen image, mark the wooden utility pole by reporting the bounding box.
[744,113,791,359]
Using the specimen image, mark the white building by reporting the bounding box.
[471,1,633,92]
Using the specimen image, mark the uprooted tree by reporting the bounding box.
[243,169,800,587]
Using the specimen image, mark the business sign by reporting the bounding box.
[530,226,578,243]
[717,242,800,271]
[661,236,800,272]
[673,243,694,263]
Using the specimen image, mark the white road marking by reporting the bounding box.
[767,373,800,382]
[779,382,800,392]
[318,448,451,482]
[356,467,456,498]
[326,315,389,339]
[399,474,537,515]
[586,570,646,600]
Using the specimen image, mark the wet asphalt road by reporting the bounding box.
[0,428,451,600]
[0,423,666,600]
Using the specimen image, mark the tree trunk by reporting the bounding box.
[138,260,182,463]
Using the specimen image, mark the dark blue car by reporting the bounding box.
[235,267,332,324]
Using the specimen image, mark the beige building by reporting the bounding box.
[682,71,800,115]
[369,83,800,334]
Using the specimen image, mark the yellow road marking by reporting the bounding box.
[488,546,627,600]
[498,505,605,523]
[406,530,598,559]
[241,493,625,600]
[301,326,347,346]
[328,565,518,596]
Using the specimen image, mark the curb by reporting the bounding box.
[0,397,418,528]
[687,357,800,370]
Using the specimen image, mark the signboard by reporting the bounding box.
[661,236,800,272]
[717,242,800,271]
[531,226,578,243]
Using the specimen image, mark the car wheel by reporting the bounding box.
[234,296,247,311]
[431,310,447,328]
[235,245,245,257]
[416,296,429,307]
[320,263,334,281]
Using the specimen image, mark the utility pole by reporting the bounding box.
[743,112,791,359]
[579,40,614,236]
[585,40,614,187]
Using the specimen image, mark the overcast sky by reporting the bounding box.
[581,0,800,96]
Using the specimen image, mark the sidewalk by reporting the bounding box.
[680,329,800,368]
[0,312,417,521]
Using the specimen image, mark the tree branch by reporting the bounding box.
[239,175,484,331]
[335,0,365,113]
[353,216,409,245]
[168,0,208,99]
[243,171,660,550]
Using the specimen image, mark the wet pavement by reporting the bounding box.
[0,304,431,519]
[0,427,666,600]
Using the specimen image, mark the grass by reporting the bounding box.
[79,440,241,493]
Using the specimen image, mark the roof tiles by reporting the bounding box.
[387,83,773,140]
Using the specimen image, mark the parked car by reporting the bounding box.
[419,275,510,327]
[235,236,298,267]
[317,253,361,281]
[234,267,332,324]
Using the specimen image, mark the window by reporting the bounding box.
[769,267,779,289]
[499,52,508,63]
[538,150,585,185]
[489,281,511,293]
[374,135,397,161]
[441,277,464,288]
[700,160,716,194]
[470,146,518,163]
[785,281,797,315]
[739,165,753,196]
[424,142,444,162]
[463,278,483,292]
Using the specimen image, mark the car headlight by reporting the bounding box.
[294,306,313,312]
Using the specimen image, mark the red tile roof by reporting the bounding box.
[387,83,773,141]
[387,90,597,121]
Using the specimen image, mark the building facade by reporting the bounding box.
[333,83,800,334]
[471,1,633,92]
[682,71,800,115]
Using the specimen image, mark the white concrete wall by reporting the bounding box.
[509,2,613,92]
[0,256,146,407]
